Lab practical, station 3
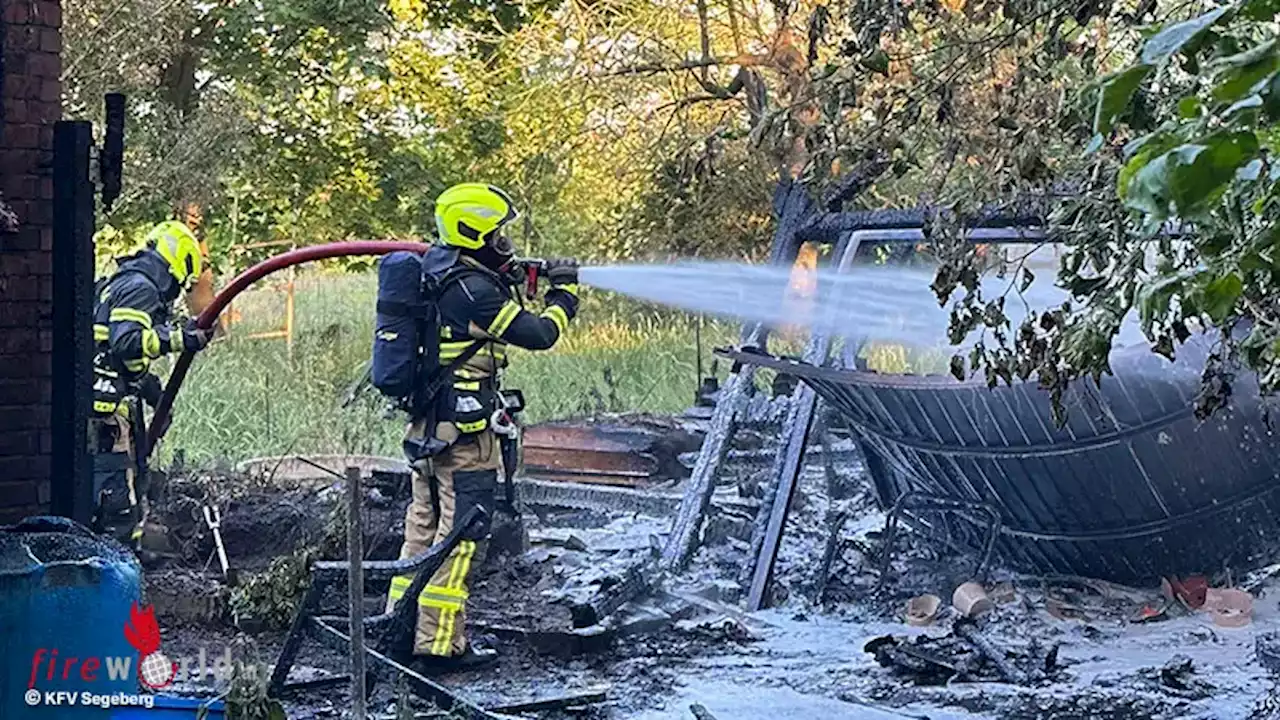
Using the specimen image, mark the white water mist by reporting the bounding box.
[580,261,1148,352]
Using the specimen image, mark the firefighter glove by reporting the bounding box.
[545,258,579,288]
[137,373,163,407]
[182,321,213,352]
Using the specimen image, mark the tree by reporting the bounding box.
[64,0,393,256]
[944,0,1280,420]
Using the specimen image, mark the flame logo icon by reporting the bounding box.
[123,603,177,690]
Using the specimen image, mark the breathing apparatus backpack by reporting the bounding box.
[371,248,482,422]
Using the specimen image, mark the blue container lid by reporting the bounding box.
[110,695,225,719]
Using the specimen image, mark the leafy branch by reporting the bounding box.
[949,0,1280,421]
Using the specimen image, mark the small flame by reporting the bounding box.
[123,603,162,656]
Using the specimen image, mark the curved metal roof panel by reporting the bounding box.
[724,339,1280,584]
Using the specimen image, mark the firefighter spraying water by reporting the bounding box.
[368,183,581,673]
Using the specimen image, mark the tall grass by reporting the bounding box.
[160,271,951,466]
[162,272,738,465]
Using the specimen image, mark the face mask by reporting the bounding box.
[488,231,516,257]
[467,243,515,273]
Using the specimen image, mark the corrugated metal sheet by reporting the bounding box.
[724,339,1280,584]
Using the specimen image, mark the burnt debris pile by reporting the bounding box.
[865,619,1063,687]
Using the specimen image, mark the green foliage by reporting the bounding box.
[950,1,1280,420]
[1100,2,1280,410]
[229,499,345,631]
[228,546,323,631]
[222,661,286,720]
[1095,65,1154,136]
[66,0,394,246]
[1139,6,1231,65]
[1125,131,1261,220]
[408,0,563,34]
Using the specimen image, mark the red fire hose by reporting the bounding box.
[145,241,431,457]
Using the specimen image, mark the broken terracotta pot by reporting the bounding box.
[1204,588,1252,628]
[953,582,993,618]
[1162,575,1208,610]
[905,594,942,626]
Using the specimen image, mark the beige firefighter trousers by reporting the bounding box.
[386,426,501,657]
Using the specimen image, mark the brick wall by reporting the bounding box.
[0,0,61,524]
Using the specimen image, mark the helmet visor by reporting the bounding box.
[488,229,516,258]
[182,255,198,290]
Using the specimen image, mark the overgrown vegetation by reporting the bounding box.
[222,659,286,720]
[163,273,739,463]
[938,0,1280,420]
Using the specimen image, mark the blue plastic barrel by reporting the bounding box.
[0,516,142,718]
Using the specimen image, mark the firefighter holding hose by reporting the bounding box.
[91,220,214,550]
[380,183,580,672]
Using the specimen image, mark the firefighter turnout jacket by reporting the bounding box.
[92,250,190,414]
[436,257,578,434]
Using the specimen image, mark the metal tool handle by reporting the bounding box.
[203,505,231,576]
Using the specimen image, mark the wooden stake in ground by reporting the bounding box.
[346,466,367,720]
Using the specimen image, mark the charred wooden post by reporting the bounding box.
[741,357,821,606]
[811,418,850,603]
[268,507,487,696]
[661,365,756,572]
[955,620,1028,685]
[346,467,367,720]
[50,121,96,525]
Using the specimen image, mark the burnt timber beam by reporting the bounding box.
[795,203,1050,243]
[570,558,660,628]
[822,153,892,212]
[489,689,609,714]
[744,230,862,611]
[309,618,501,719]
[799,217,1048,244]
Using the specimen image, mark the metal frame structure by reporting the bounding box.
[719,314,1280,586]
[875,491,1002,593]
[743,225,1051,609]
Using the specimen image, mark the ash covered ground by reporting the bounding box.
[140,419,1280,720]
